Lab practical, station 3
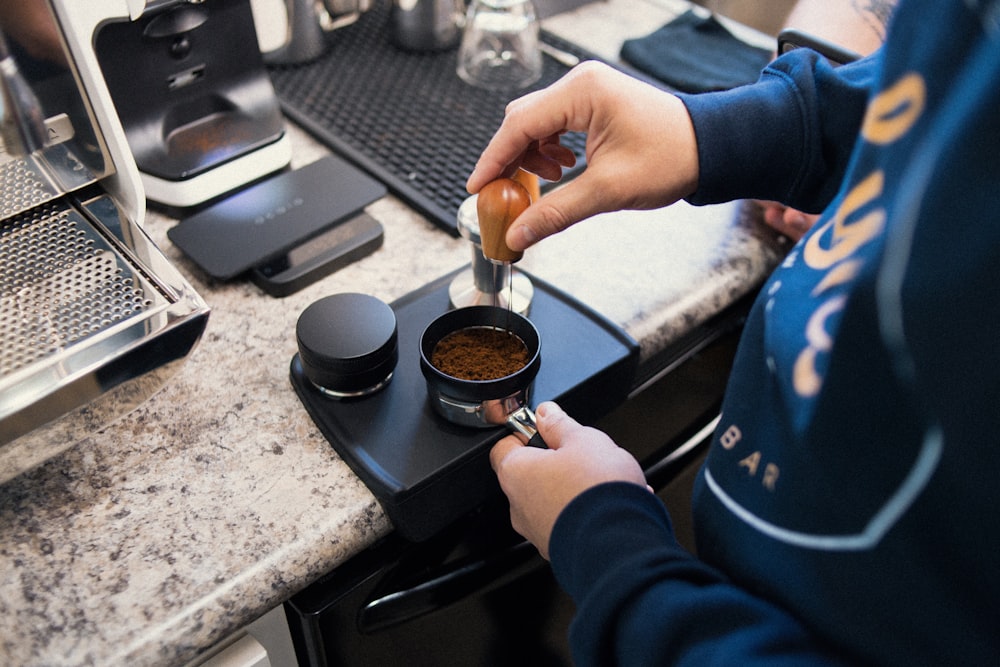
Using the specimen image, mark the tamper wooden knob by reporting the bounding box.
[477,177,531,263]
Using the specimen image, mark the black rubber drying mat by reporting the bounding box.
[268,0,605,235]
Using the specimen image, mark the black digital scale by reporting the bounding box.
[290,269,639,541]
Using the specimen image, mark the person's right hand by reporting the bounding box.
[466,61,700,253]
[489,402,650,560]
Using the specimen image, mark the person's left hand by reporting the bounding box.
[757,200,818,241]
[489,401,650,559]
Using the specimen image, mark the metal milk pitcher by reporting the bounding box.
[389,0,465,51]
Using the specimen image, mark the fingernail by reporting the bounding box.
[535,401,557,419]
[785,210,809,226]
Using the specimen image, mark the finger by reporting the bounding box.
[468,114,567,193]
[532,401,582,450]
[517,139,577,183]
[489,434,525,472]
[467,69,595,193]
[538,140,578,167]
[503,167,620,251]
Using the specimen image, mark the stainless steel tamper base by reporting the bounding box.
[448,267,534,314]
[449,194,534,314]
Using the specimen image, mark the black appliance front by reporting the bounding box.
[94,0,285,181]
[283,298,748,666]
[286,493,575,666]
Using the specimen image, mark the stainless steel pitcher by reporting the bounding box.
[264,0,373,64]
[388,0,465,52]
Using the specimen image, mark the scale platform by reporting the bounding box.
[290,269,638,541]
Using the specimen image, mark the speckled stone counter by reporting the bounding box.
[0,1,786,664]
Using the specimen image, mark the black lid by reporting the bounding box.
[296,293,398,396]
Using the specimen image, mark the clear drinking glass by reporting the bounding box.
[456,0,542,90]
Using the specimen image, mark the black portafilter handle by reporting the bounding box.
[506,405,547,449]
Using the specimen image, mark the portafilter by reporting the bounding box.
[419,306,545,448]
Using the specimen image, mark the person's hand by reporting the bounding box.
[467,61,699,253]
[489,401,650,559]
[757,200,819,241]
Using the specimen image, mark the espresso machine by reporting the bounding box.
[0,0,210,482]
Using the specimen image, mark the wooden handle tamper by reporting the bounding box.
[477,177,532,263]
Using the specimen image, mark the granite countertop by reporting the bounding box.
[0,1,785,664]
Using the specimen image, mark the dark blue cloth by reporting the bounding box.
[620,10,772,92]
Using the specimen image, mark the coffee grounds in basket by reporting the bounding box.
[431,327,530,380]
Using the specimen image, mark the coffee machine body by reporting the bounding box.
[0,0,210,482]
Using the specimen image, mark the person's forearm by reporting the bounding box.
[679,49,878,212]
[551,483,851,666]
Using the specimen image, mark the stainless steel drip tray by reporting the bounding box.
[0,194,209,483]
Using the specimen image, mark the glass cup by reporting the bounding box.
[456,0,543,91]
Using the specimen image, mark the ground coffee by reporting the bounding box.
[431,326,530,380]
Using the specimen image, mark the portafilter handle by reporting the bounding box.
[506,405,546,448]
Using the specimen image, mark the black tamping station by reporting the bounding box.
[290,275,638,541]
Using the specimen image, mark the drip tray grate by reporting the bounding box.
[268,1,613,234]
[0,203,153,376]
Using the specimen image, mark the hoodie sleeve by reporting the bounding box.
[677,49,879,212]
[549,482,852,666]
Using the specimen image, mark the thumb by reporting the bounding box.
[534,401,580,450]
[505,170,614,252]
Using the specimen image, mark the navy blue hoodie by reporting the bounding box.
[549,0,1000,664]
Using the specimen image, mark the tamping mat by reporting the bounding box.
[290,269,638,541]
[268,0,613,235]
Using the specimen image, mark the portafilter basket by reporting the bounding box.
[419,306,545,448]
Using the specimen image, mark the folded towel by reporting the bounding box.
[621,10,772,92]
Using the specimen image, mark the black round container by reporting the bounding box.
[296,293,398,398]
[419,306,541,404]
